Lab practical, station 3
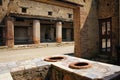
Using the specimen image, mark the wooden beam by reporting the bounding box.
[31,0,77,9]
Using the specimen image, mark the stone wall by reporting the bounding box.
[8,0,73,21]
[98,0,119,56]
[11,65,51,80]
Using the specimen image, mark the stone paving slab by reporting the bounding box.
[0,72,13,80]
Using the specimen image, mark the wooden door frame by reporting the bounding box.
[99,17,112,55]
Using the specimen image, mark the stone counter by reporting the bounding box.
[0,55,120,80]
[51,56,120,80]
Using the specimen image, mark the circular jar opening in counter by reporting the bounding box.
[69,62,91,69]
[44,56,66,62]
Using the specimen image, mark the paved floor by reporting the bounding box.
[0,46,74,63]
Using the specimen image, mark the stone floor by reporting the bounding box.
[0,46,74,63]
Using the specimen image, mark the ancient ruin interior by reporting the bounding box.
[0,0,120,80]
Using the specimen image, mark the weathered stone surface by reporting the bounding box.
[0,55,120,80]
[0,72,13,80]
[11,65,51,80]
[56,22,62,43]
[51,55,120,80]
[8,0,73,21]
[0,0,120,59]
[0,0,74,49]
[33,20,40,44]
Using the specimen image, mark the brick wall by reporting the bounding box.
[74,0,99,58]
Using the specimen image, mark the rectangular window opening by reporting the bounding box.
[16,18,24,22]
[68,13,72,18]
[21,7,27,13]
[48,11,53,16]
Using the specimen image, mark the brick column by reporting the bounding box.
[66,29,71,41]
[56,21,62,43]
[73,6,81,57]
[6,17,14,48]
[33,20,40,44]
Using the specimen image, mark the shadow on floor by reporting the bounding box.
[64,53,74,56]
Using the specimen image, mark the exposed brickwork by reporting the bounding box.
[74,0,99,58]
[11,66,51,80]
[84,0,99,57]
[6,17,14,48]
[73,6,81,57]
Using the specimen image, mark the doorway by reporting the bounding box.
[14,26,29,44]
[99,18,112,55]
[0,27,5,46]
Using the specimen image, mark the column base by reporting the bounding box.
[6,39,14,48]
[56,38,62,43]
[33,40,40,44]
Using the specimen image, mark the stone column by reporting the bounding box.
[33,20,40,44]
[66,29,71,41]
[56,21,62,43]
[6,17,14,48]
